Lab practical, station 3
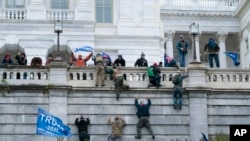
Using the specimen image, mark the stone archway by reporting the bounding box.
[47,45,72,64]
[0,44,24,65]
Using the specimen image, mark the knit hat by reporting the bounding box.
[5,54,10,58]
[141,52,145,56]
[118,54,122,58]
[115,117,119,121]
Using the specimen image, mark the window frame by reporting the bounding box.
[95,0,113,24]
[6,0,25,9]
[51,0,69,9]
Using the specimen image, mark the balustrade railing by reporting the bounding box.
[160,0,241,8]
[0,9,26,20]
[46,10,74,20]
[1,66,249,89]
[0,9,74,20]
[0,66,49,82]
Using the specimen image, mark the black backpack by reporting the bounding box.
[172,75,180,84]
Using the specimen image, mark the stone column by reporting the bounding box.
[48,61,70,141]
[187,66,209,141]
[239,34,245,68]
[195,35,201,62]
[217,32,228,68]
[165,30,175,57]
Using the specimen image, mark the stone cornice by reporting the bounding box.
[0,20,95,32]
[161,10,236,17]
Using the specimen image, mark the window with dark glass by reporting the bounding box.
[52,0,68,9]
[6,0,24,8]
[96,0,112,23]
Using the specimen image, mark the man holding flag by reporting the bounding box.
[70,45,94,67]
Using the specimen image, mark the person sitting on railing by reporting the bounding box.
[15,52,27,65]
[31,56,42,67]
[164,53,179,69]
[45,54,54,66]
[1,54,13,65]
[147,63,162,88]
[70,52,93,67]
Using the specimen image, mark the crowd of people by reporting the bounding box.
[1,36,221,68]
[75,97,155,141]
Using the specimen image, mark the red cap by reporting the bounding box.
[153,63,157,67]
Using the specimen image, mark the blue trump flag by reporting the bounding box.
[73,46,93,53]
[36,108,71,137]
[224,52,240,66]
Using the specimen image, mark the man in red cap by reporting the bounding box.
[147,63,161,87]
[2,54,13,65]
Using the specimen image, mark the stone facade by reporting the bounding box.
[0,0,248,67]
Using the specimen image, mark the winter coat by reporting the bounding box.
[108,118,126,137]
[135,99,151,118]
[75,118,90,133]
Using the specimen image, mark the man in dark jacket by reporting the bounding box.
[113,54,126,66]
[134,52,148,67]
[204,38,220,68]
[172,70,189,110]
[15,52,27,65]
[75,115,90,141]
[134,97,155,139]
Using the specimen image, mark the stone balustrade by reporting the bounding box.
[160,0,241,7]
[46,9,74,20]
[0,9,26,19]
[1,65,250,90]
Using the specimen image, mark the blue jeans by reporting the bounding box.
[107,135,121,141]
[149,76,161,86]
[208,54,220,68]
[178,53,186,67]
[173,86,183,107]
[79,133,90,141]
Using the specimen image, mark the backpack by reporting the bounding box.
[172,74,180,84]
[147,67,155,77]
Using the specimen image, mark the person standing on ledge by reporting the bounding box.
[204,38,220,68]
[176,35,189,67]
